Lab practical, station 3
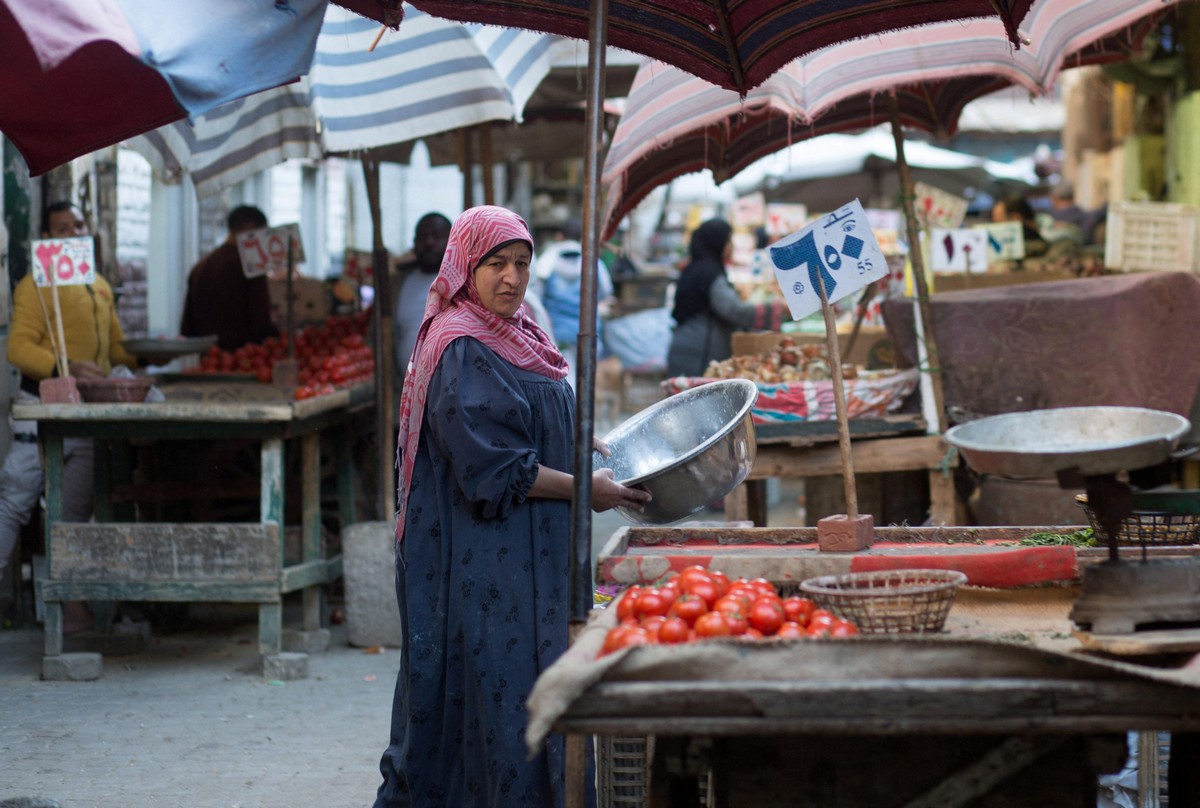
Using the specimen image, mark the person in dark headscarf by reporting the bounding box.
[666,218,790,377]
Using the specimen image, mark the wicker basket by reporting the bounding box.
[1076,493,1200,546]
[74,376,154,403]
[798,569,967,634]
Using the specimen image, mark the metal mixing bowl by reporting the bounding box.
[594,378,759,524]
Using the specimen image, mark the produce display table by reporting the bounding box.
[13,382,372,679]
[723,416,958,526]
[535,564,1200,806]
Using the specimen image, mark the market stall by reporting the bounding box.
[14,380,372,680]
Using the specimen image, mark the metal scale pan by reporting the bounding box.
[946,406,1199,637]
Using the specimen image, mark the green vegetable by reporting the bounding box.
[1016,528,1097,547]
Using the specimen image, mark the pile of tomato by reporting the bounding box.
[600,565,859,657]
[190,312,375,400]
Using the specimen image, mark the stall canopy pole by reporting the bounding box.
[568,0,609,631]
[888,93,946,433]
[363,154,396,521]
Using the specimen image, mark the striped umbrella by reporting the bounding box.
[0,0,394,177]
[600,0,1168,236]
[409,0,1034,96]
[127,3,558,198]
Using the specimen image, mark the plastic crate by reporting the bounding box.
[597,736,649,808]
[1104,201,1200,273]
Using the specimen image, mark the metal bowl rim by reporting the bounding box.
[598,378,759,486]
[943,406,1191,455]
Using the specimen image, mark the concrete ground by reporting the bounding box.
[0,480,805,808]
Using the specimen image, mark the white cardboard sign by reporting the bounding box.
[930,228,989,273]
[768,199,888,321]
[30,237,97,287]
[913,182,969,230]
[973,221,1026,261]
[236,224,305,279]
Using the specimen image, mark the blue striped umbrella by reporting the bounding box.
[128,3,557,196]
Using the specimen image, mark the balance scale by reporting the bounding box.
[944,406,1200,638]
[1060,471,1200,635]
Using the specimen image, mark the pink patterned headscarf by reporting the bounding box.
[395,206,568,543]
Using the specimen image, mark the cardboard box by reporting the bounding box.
[269,277,330,327]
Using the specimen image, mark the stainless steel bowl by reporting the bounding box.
[944,406,1191,478]
[594,378,759,524]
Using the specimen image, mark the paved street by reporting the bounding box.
[0,609,398,808]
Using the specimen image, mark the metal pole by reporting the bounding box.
[568,0,608,627]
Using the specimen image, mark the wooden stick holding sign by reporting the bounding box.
[30,236,96,402]
[768,199,890,552]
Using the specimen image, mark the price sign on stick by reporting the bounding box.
[30,237,97,287]
[973,221,1026,262]
[930,228,989,273]
[913,182,968,230]
[236,224,306,278]
[768,199,889,321]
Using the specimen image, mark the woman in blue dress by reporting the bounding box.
[374,206,650,808]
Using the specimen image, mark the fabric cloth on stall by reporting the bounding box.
[882,273,1200,423]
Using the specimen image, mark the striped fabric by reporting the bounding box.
[127,3,557,196]
[600,0,1167,235]
[409,0,1035,95]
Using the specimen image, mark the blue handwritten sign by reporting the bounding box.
[768,199,888,321]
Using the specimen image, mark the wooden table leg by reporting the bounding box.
[259,438,285,656]
[301,432,322,632]
[43,434,64,657]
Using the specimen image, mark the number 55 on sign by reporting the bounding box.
[30,237,97,287]
[767,199,888,321]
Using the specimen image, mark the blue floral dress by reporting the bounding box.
[375,337,579,808]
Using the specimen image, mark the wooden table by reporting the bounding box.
[548,636,1200,807]
[724,416,958,527]
[14,383,371,679]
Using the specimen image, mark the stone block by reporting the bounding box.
[282,628,330,654]
[261,652,308,681]
[42,652,102,681]
[817,513,875,553]
[341,521,402,648]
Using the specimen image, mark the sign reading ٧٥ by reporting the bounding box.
[768,199,888,321]
[972,221,1026,262]
[31,237,97,287]
[236,224,306,279]
[930,228,989,273]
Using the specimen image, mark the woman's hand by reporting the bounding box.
[593,436,612,457]
[590,468,652,514]
[66,360,104,379]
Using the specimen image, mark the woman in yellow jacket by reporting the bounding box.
[0,201,138,632]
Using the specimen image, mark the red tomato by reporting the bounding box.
[831,619,860,637]
[712,595,748,618]
[722,609,749,636]
[774,621,806,640]
[640,615,667,635]
[806,622,833,638]
[742,627,764,640]
[615,587,642,623]
[676,565,711,590]
[656,583,680,608]
[633,590,670,620]
[684,579,720,608]
[667,593,708,626]
[747,597,785,636]
[782,596,816,627]
[809,609,837,629]
[708,570,731,598]
[749,577,779,598]
[692,611,732,638]
[657,617,691,644]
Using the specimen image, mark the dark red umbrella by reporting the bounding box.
[408,0,1034,95]
[0,0,400,176]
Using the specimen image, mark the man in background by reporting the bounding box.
[181,205,279,352]
[392,212,451,397]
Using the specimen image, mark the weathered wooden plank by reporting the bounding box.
[754,416,927,447]
[49,522,279,582]
[749,435,949,479]
[280,559,337,593]
[559,679,1200,735]
[43,579,280,602]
